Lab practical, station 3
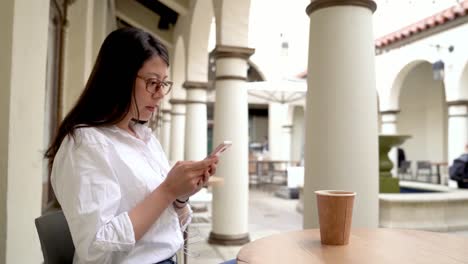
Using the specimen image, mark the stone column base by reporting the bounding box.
[208,232,250,246]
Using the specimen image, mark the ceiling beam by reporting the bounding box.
[115,0,173,48]
[159,0,188,16]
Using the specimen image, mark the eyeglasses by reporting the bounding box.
[137,75,173,95]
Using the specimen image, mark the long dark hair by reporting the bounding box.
[45,27,170,169]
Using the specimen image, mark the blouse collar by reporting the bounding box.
[108,123,153,143]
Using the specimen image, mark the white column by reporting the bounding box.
[291,106,305,163]
[149,111,160,137]
[62,0,112,118]
[268,103,288,160]
[91,0,116,60]
[209,46,254,245]
[183,82,209,160]
[63,0,94,116]
[169,101,186,163]
[380,110,399,177]
[0,0,49,262]
[380,111,398,135]
[160,109,172,156]
[447,101,468,186]
[282,125,293,161]
[303,1,379,229]
[156,112,162,138]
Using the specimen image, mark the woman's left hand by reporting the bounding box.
[206,157,218,177]
[176,156,218,202]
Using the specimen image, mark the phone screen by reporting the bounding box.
[211,141,232,157]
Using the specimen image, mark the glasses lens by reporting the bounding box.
[145,79,172,95]
[163,82,172,94]
[146,80,158,94]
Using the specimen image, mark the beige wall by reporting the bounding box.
[399,62,448,164]
[0,0,50,263]
[249,115,268,143]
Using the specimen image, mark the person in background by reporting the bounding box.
[449,144,468,189]
[397,147,406,169]
[45,27,218,264]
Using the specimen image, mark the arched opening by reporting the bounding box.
[459,60,468,99]
[397,61,448,177]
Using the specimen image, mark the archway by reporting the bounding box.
[397,61,448,173]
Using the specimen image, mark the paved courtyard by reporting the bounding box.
[185,187,302,264]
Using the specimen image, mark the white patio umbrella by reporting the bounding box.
[246,77,307,104]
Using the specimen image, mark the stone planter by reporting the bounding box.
[379,135,411,193]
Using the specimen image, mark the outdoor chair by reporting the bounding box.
[398,160,412,180]
[270,162,288,185]
[248,159,260,188]
[256,161,273,191]
[416,160,436,183]
[35,210,75,264]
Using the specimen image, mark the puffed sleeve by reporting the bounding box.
[51,129,135,262]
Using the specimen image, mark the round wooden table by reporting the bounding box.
[236,228,468,264]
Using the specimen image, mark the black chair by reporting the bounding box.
[398,160,412,180]
[416,161,436,183]
[35,210,75,264]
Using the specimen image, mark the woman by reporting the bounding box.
[45,27,218,264]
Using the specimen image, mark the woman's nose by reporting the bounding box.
[153,88,164,99]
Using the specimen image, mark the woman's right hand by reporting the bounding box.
[161,157,218,200]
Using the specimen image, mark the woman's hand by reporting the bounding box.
[205,155,218,178]
[161,157,218,201]
[175,156,219,202]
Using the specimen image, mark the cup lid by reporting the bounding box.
[315,190,356,196]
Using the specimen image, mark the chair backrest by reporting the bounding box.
[399,160,411,172]
[416,161,432,171]
[35,210,75,264]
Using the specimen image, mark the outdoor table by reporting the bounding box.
[254,160,293,184]
[236,228,468,263]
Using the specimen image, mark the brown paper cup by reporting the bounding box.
[315,190,356,245]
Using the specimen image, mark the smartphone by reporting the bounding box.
[210,141,232,157]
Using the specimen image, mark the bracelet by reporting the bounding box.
[176,197,189,204]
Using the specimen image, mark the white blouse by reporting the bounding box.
[51,124,191,264]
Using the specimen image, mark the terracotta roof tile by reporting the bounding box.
[375,0,468,49]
